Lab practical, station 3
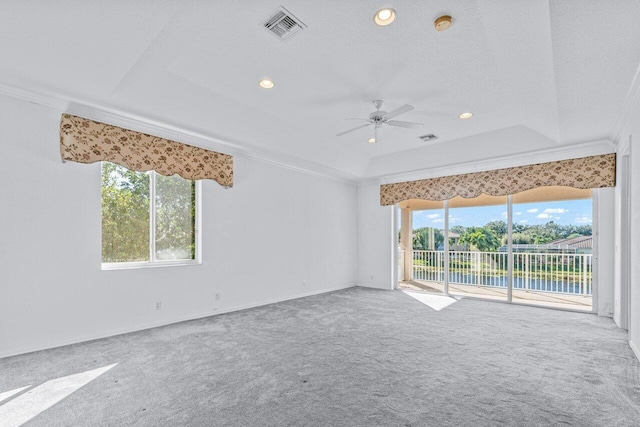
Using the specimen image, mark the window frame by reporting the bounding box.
[101,165,202,270]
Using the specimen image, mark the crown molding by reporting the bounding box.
[0,81,358,185]
[359,139,615,186]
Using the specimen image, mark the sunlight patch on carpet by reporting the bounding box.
[403,290,459,311]
[0,363,117,427]
[0,386,31,405]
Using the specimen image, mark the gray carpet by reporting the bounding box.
[1,287,639,426]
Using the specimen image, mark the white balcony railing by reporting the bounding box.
[412,250,592,296]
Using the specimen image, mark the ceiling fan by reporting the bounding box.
[336,100,423,143]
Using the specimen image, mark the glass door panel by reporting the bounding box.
[447,195,509,302]
[511,187,593,311]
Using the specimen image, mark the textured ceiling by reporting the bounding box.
[1,0,639,179]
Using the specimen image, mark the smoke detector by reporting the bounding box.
[434,15,453,31]
[263,6,307,41]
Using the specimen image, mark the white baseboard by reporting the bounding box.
[0,283,355,359]
[356,282,395,290]
[630,339,640,362]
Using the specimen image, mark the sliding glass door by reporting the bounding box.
[397,187,593,311]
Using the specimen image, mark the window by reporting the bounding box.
[101,162,200,269]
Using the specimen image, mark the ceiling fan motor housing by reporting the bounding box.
[369,111,388,123]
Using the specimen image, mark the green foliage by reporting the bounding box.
[453,221,591,247]
[101,163,195,263]
[458,227,501,252]
[450,225,466,235]
[413,227,444,250]
[102,163,150,262]
[510,232,533,245]
[485,220,508,237]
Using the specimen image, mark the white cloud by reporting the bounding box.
[426,213,441,219]
[431,218,443,223]
[544,208,567,214]
[537,213,550,219]
[575,216,592,224]
[515,212,522,216]
[449,217,461,223]
[501,211,508,218]
[555,216,561,220]
[527,208,538,213]
[519,219,528,224]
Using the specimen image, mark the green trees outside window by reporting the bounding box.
[101,162,196,265]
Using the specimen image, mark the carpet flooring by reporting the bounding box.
[1,287,639,426]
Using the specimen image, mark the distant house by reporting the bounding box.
[498,235,592,254]
[548,236,593,255]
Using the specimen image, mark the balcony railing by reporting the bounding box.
[412,250,592,296]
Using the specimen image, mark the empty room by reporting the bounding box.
[1,1,639,426]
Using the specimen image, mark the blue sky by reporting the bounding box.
[412,199,592,229]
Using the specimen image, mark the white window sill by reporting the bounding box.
[101,260,201,271]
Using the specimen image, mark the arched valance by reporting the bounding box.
[380,153,615,206]
[60,114,233,187]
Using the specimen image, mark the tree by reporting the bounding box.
[511,233,533,245]
[450,225,466,235]
[485,220,508,239]
[459,227,501,252]
[102,162,150,262]
[101,163,196,263]
[413,227,444,250]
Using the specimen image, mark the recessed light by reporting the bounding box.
[434,15,453,31]
[459,112,473,119]
[258,79,275,89]
[374,8,396,26]
[368,138,376,144]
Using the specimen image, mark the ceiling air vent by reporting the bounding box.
[419,134,439,142]
[263,6,307,41]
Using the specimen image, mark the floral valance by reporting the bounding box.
[60,114,233,187]
[380,153,616,206]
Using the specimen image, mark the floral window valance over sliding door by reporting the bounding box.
[59,114,233,187]
[380,153,616,206]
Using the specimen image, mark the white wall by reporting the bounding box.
[0,94,358,358]
[356,181,395,289]
[616,103,640,359]
[594,187,615,317]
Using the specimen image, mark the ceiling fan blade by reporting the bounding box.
[383,104,414,119]
[387,120,424,129]
[336,123,371,137]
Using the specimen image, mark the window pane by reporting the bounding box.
[155,174,195,261]
[511,187,592,311]
[448,195,509,302]
[398,202,445,293]
[101,163,150,263]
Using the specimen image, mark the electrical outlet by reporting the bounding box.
[155,301,162,310]
[215,293,220,301]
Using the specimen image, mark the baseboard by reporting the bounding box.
[0,283,356,359]
[356,282,395,290]
[630,339,640,362]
